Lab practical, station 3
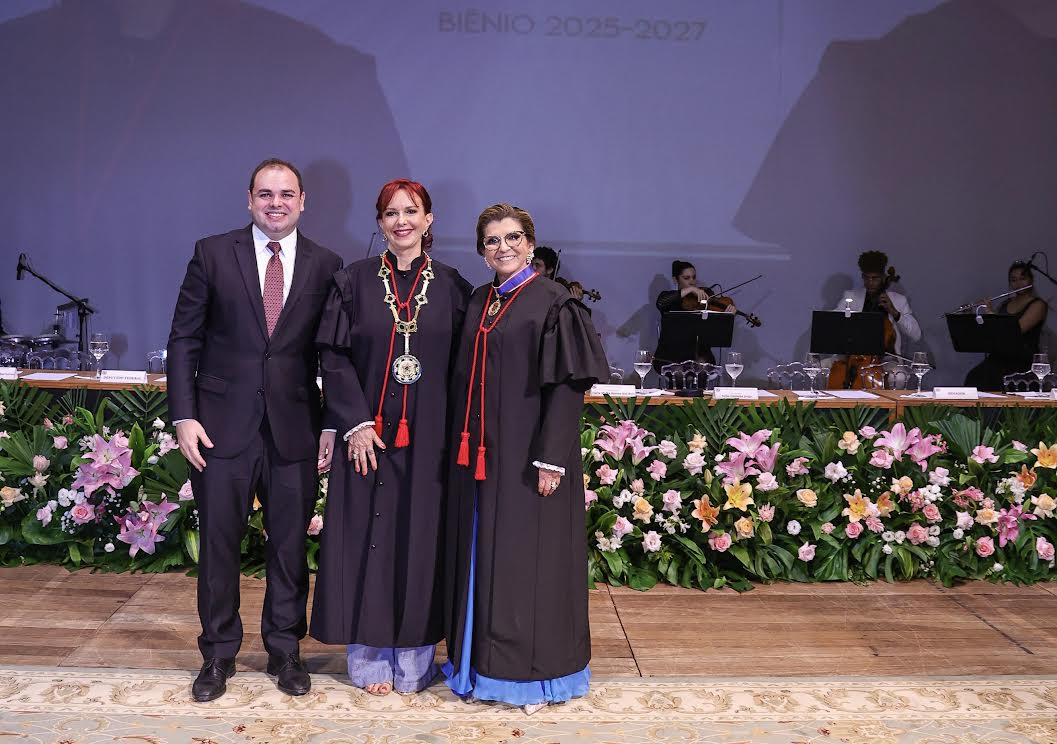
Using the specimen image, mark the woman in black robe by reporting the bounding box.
[442,203,609,713]
[311,180,470,695]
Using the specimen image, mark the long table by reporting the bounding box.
[6,372,1050,419]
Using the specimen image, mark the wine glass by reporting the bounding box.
[910,351,931,394]
[725,351,743,387]
[633,350,652,391]
[1032,353,1051,396]
[803,352,822,394]
[89,332,110,379]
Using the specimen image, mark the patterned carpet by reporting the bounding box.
[2,666,1057,743]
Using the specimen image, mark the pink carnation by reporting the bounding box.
[1036,537,1055,562]
[975,536,995,557]
[970,445,998,465]
[865,515,884,533]
[596,465,618,486]
[845,522,863,539]
[785,457,809,477]
[32,455,50,472]
[708,532,732,552]
[647,460,667,482]
[758,503,775,523]
[869,449,895,469]
[906,523,929,545]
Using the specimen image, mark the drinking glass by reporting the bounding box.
[1032,353,1051,395]
[725,351,743,387]
[89,332,110,379]
[803,352,822,394]
[633,350,652,390]
[910,351,931,394]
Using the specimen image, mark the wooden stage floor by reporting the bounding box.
[2,565,1055,678]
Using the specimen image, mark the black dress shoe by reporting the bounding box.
[192,657,236,702]
[267,652,311,696]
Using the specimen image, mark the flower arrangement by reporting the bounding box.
[0,384,326,572]
[3,382,1056,590]
[584,399,1057,590]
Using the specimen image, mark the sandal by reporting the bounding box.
[364,682,393,696]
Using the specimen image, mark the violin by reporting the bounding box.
[680,289,762,327]
[556,277,602,302]
[827,266,899,389]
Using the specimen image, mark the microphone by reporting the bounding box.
[16,253,29,280]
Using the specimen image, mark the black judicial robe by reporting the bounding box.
[444,276,609,680]
[310,251,470,647]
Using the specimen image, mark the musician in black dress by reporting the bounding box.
[965,260,1048,390]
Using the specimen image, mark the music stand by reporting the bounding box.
[810,310,886,355]
[945,313,1025,354]
[657,310,735,364]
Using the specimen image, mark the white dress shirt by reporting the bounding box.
[252,224,297,304]
[833,288,921,355]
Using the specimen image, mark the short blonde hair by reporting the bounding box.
[475,203,536,255]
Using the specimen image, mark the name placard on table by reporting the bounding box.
[713,387,759,400]
[0,367,18,380]
[98,370,149,385]
[590,383,638,397]
[933,386,979,400]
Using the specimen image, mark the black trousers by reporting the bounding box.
[190,415,317,659]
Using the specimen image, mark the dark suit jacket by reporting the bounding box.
[166,225,343,460]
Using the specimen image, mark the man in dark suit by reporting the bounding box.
[167,158,342,702]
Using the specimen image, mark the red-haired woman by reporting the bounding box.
[443,203,609,714]
[310,180,471,695]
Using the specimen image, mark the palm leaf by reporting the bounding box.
[899,403,960,434]
[0,381,54,429]
[104,388,169,432]
[827,405,889,434]
[933,414,983,461]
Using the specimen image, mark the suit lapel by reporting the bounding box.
[233,226,268,341]
[271,234,314,341]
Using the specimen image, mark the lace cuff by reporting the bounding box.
[343,420,375,441]
[533,460,566,476]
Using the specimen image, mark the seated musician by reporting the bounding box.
[964,260,1048,390]
[532,245,584,300]
[531,245,558,279]
[834,250,920,355]
[653,260,734,370]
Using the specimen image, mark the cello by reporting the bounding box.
[827,266,899,389]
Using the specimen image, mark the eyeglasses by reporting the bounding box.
[482,231,526,251]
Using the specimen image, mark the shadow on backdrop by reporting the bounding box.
[1,0,408,367]
[734,0,1057,385]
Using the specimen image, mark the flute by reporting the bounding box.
[949,284,1032,314]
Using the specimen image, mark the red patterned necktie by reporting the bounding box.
[263,241,284,336]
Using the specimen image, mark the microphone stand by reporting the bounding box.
[1029,255,1057,289]
[15,254,96,364]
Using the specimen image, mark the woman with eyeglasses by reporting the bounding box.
[964,260,1048,390]
[310,179,471,696]
[442,203,609,714]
